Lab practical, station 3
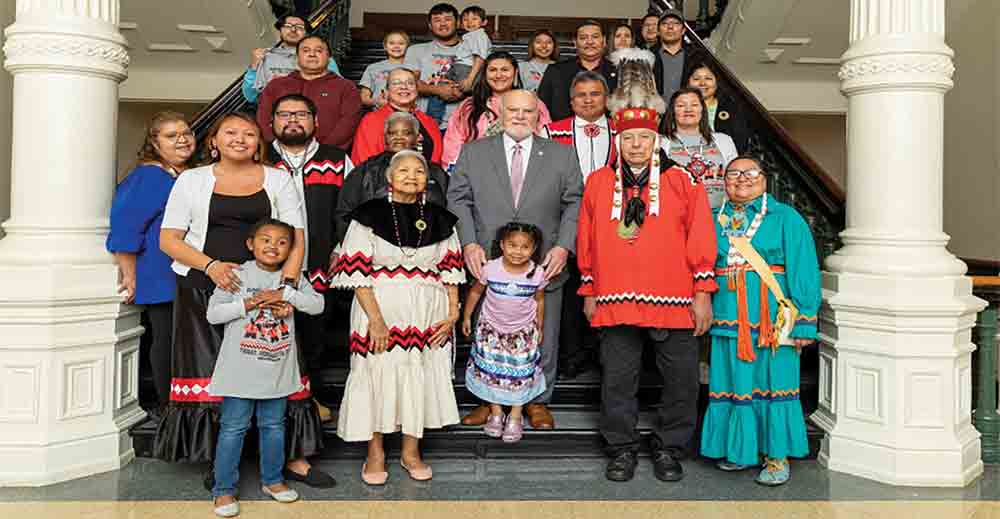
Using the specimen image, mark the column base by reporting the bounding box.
[0,408,144,487]
[0,262,145,487]
[816,269,987,488]
[818,428,982,487]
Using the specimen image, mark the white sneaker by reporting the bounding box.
[213,500,240,517]
[262,485,299,503]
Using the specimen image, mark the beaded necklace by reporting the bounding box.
[388,190,427,258]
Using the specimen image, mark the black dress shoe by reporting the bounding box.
[284,466,337,488]
[652,450,684,482]
[605,451,638,482]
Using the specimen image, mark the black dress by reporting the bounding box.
[154,190,324,463]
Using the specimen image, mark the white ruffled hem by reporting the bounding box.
[336,344,459,442]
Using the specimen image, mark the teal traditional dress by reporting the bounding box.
[699,193,821,466]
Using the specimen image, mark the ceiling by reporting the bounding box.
[118,0,276,100]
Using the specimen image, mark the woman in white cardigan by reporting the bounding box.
[155,112,329,495]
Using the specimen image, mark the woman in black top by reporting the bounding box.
[682,58,751,152]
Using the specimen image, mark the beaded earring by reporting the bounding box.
[210,148,219,159]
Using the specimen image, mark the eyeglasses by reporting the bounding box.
[724,168,764,180]
[389,79,416,88]
[282,23,307,31]
[275,110,313,120]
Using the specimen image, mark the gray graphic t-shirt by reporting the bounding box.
[405,40,466,125]
[359,60,408,103]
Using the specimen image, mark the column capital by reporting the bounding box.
[3,0,127,81]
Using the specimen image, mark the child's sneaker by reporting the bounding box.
[484,413,504,438]
[502,416,524,443]
[754,458,790,486]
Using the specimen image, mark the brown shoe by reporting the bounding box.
[314,398,333,423]
[461,404,492,426]
[525,404,555,430]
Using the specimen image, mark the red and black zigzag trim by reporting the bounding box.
[276,159,345,186]
[308,267,329,291]
[349,326,438,355]
[372,265,441,280]
[436,250,464,272]
[332,251,373,277]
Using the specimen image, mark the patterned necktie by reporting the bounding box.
[510,143,524,208]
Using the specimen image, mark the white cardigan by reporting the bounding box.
[162,164,304,276]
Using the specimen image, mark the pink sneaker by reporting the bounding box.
[484,413,504,438]
[502,416,524,443]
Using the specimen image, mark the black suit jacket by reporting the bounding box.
[649,43,699,99]
[713,94,751,153]
[537,58,619,121]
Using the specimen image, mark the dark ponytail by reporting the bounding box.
[490,221,544,277]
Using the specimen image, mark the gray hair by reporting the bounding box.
[384,111,419,140]
[498,89,538,113]
[385,149,429,182]
[569,71,609,96]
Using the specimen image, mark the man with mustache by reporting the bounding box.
[257,35,362,149]
[448,89,584,430]
[265,93,351,489]
[242,14,342,104]
[537,20,618,121]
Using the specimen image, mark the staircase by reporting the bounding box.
[130,0,834,461]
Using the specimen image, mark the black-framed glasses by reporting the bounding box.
[282,23,307,31]
[275,110,313,120]
[724,168,764,180]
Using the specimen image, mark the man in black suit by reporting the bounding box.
[537,20,619,121]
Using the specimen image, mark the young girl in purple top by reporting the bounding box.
[461,222,547,443]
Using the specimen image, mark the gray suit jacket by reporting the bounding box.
[447,134,584,289]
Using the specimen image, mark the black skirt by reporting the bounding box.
[153,276,324,463]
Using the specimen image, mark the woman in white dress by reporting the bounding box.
[331,150,465,485]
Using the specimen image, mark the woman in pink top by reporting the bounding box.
[461,222,547,443]
[441,51,552,171]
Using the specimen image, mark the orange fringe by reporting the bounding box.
[758,278,776,352]
[735,270,755,362]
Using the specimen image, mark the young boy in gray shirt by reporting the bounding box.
[206,218,323,517]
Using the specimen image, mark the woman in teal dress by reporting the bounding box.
[699,156,821,486]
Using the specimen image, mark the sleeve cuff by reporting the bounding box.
[693,276,718,294]
[791,317,818,340]
[578,274,595,296]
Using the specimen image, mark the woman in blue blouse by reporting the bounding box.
[107,111,195,421]
[699,156,821,486]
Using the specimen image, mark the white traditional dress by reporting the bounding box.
[331,198,465,441]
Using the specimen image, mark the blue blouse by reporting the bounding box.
[106,165,177,304]
[710,195,821,340]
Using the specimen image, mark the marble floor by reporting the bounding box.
[2,458,1000,518]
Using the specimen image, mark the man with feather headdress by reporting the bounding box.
[576,48,718,483]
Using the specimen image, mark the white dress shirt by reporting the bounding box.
[573,115,611,180]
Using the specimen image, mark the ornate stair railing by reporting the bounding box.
[188,0,350,143]
[650,0,845,258]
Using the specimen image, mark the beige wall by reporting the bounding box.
[0,2,15,237]
[773,113,847,191]
[349,0,647,28]
[116,101,204,182]
[943,0,1000,261]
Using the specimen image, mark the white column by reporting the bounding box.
[813,0,988,487]
[0,0,143,487]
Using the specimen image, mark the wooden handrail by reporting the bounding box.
[188,0,344,140]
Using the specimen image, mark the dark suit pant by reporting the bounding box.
[559,258,598,369]
[533,285,564,404]
[599,326,699,456]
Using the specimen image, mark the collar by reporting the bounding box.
[503,132,533,151]
[575,115,608,129]
[576,57,608,72]
[272,139,320,172]
[727,194,765,214]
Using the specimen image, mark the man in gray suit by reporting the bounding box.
[448,90,584,430]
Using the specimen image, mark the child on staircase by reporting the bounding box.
[206,218,324,517]
[461,222,547,443]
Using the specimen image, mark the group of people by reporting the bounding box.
[106,4,820,517]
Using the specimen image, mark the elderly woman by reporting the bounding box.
[682,59,750,152]
[107,111,194,422]
[661,87,738,210]
[336,112,450,243]
[700,156,821,486]
[352,67,444,166]
[441,51,552,171]
[331,149,465,485]
[156,112,325,493]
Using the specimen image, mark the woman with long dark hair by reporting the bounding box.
[441,51,552,170]
[661,87,738,210]
[682,58,750,152]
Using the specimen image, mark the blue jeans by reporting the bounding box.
[213,396,288,497]
[425,95,447,124]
